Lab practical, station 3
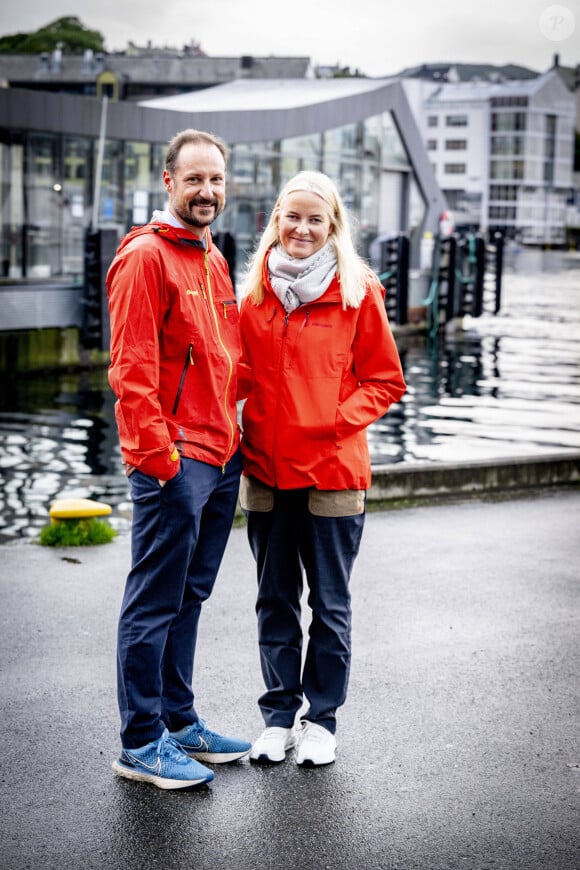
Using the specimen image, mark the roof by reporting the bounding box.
[396,62,539,83]
[424,71,570,104]
[0,52,312,85]
[139,76,396,112]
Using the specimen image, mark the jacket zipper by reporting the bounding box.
[172,342,194,415]
[272,308,294,483]
[203,249,235,471]
[287,309,310,367]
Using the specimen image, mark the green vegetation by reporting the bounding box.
[0,16,105,54]
[39,517,117,547]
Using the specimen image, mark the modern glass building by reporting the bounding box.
[0,77,446,331]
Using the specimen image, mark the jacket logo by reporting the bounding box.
[186,289,199,296]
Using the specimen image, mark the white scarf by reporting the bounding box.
[268,243,337,313]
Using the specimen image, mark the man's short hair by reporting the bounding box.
[165,129,229,174]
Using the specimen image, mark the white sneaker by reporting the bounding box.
[295,721,337,766]
[249,727,296,763]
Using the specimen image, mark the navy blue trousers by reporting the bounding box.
[245,489,364,735]
[117,451,241,749]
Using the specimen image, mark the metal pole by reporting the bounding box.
[494,232,503,314]
[445,235,457,322]
[91,95,108,230]
[472,234,485,317]
[396,233,409,326]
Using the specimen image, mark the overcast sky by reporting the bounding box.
[0,0,578,77]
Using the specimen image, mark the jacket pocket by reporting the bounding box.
[239,475,274,512]
[308,489,365,517]
[220,298,239,322]
[172,342,194,415]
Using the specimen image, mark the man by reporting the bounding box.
[107,129,250,790]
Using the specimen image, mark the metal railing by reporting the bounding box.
[377,233,410,326]
[376,231,503,335]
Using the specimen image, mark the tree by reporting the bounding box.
[0,16,105,54]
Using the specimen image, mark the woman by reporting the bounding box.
[238,171,406,766]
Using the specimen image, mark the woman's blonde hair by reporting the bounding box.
[241,171,376,308]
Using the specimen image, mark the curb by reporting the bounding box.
[367,452,580,508]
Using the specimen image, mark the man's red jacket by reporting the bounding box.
[107,222,240,481]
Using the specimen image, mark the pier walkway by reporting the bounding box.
[1,485,579,869]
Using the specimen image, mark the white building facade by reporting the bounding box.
[404,71,576,244]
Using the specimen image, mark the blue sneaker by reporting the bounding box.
[170,719,251,763]
[112,728,214,790]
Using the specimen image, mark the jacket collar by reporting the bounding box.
[118,221,211,252]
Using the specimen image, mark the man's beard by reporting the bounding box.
[175,197,224,228]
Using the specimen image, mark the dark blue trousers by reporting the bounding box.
[117,451,241,749]
[245,488,364,735]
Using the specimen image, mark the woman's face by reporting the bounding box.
[277,191,332,259]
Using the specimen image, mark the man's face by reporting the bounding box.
[163,142,226,235]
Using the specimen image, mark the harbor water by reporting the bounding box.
[0,249,579,543]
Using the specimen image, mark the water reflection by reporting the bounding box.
[369,250,580,465]
[1,251,579,542]
[0,370,129,542]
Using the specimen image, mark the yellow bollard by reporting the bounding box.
[42,498,116,546]
[49,498,112,524]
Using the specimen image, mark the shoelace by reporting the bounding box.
[157,735,192,766]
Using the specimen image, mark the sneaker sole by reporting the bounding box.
[249,751,286,764]
[249,737,297,764]
[296,756,336,767]
[186,749,251,764]
[112,759,213,789]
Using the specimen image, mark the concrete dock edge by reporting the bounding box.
[368,451,580,507]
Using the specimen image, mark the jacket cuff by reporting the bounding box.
[134,445,180,481]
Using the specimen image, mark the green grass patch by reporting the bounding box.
[39,518,117,547]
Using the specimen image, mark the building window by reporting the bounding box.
[427,116,438,127]
[281,132,323,175]
[491,112,526,132]
[445,139,467,150]
[445,115,468,127]
[444,163,466,174]
[378,111,410,168]
[490,135,525,155]
[25,134,62,277]
[489,184,518,201]
[427,139,437,151]
[490,96,528,107]
[490,160,524,180]
[544,114,556,184]
[488,205,516,220]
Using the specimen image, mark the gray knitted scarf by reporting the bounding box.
[268,243,337,313]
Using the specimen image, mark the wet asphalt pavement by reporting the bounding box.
[1,489,579,870]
